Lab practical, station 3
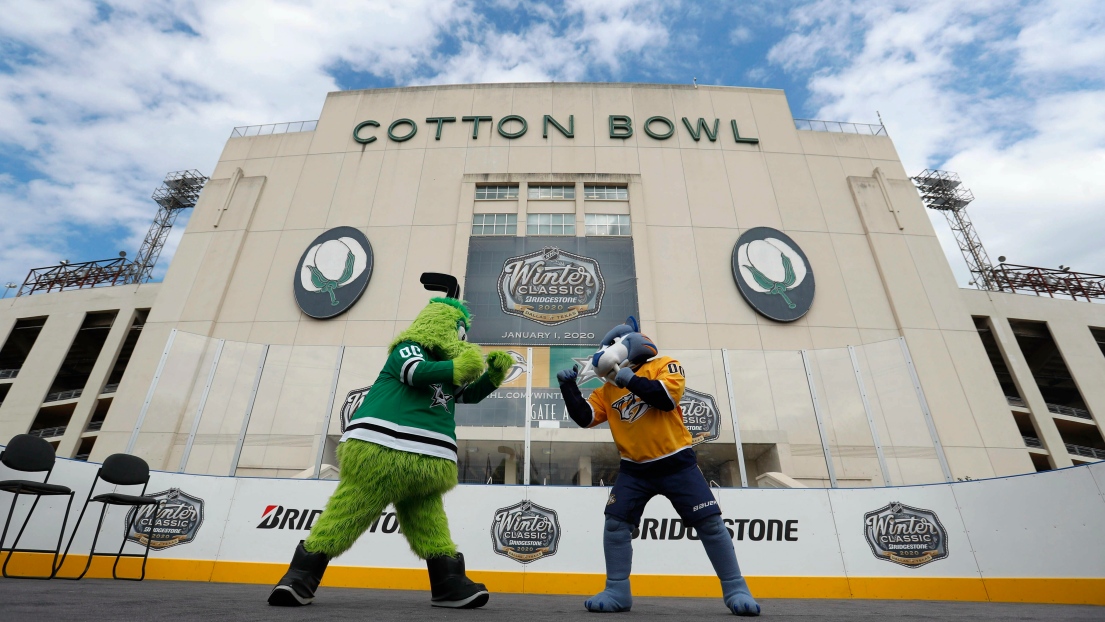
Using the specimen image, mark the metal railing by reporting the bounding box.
[28,426,67,439]
[230,120,318,138]
[1048,403,1093,420]
[1006,396,1093,421]
[18,257,133,296]
[1066,443,1105,460]
[44,388,82,402]
[102,383,119,394]
[0,368,17,380]
[86,420,104,432]
[989,264,1105,302]
[1023,435,1044,449]
[794,118,887,136]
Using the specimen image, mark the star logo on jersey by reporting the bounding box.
[429,384,454,409]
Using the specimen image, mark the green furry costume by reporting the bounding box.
[269,293,511,608]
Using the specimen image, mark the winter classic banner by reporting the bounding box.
[464,236,639,346]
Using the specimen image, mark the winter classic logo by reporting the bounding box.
[864,502,949,567]
[339,385,372,433]
[681,388,721,444]
[731,227,815,322]
[498,246,605,326]
[294,226,373,319]
[491,501,561,563]
[124,488,204,550]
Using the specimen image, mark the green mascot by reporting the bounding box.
[268,273,512,609]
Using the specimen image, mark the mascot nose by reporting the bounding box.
[596,342,629,382]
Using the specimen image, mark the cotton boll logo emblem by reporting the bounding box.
[738,238,806,309]
[731,227,815,322]
[294,227,374,319]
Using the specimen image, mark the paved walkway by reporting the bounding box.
[0,580,1101,621]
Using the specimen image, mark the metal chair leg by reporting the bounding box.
[56,503,107,580]
[54,487,98,579]
[1,489,73,580]
[113,501,157,581]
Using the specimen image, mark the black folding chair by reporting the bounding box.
[55,453,162,581]
[0,434,75,579]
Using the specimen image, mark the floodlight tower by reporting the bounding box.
[911,169,1000,291]
[128,170,209,284]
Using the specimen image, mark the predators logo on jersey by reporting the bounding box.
[611,392,650,423]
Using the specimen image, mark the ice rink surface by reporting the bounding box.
[0,580,1102,622]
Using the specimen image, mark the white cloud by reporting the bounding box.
[729,26,753,45]
[0,0,678,287]
[768,0,1105,286]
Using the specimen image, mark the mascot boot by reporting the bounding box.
[427,552,488,608]
[269,541,330,606]
[268,273,511,609]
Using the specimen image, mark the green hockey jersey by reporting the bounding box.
[339,340,497,462]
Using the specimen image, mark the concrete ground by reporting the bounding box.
[0,580,1101,622]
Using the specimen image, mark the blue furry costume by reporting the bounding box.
[557,317,760,615]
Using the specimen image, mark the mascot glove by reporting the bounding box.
[485,350,514,387]
[614,367,636,388]
[452,347,485,386]
[557,365,579,384]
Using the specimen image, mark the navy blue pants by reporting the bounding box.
[604,461,721,528]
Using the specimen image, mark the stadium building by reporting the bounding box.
[2,82,1104,491]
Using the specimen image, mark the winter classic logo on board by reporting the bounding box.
[498,246,605,326]
[681,388,721,444]
[124,488,204,550]
[863,502,949,568]
[731,227,815,322]
[491,500,561,564]
[294,226,373,319]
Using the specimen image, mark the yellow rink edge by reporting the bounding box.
[3,552,1102,606]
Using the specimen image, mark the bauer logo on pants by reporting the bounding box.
[864,502,948,567]
[124,488,204,550]
[491,501,561,563]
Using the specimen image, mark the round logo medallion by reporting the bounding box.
[731,227,815,322]
[294,227,373,319]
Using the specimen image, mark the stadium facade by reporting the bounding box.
[2,82,1104,491]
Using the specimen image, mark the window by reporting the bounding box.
[585,214,631,236]
[528,185,575,200]
[584,185,628,200]
[472,213,517,235]
[475,185,519,200]
[526,214,576,236]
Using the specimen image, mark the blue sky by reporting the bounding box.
[1,0,1103,291]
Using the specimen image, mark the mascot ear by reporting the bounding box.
[625,316,639,332]
[622,333,658,366]
[421,272,460,299]
[600,320,635,346]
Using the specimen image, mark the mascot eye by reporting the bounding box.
[457,323,467,342]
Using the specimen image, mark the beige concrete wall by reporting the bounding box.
[76,83,1099,483]
[962,288,1105,468]
[0,284,159,458]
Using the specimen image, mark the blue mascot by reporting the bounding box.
[557,317,760,616]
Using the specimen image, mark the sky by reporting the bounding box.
[1,0,1103,292]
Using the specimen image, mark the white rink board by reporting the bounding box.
[3,455,1105,582]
